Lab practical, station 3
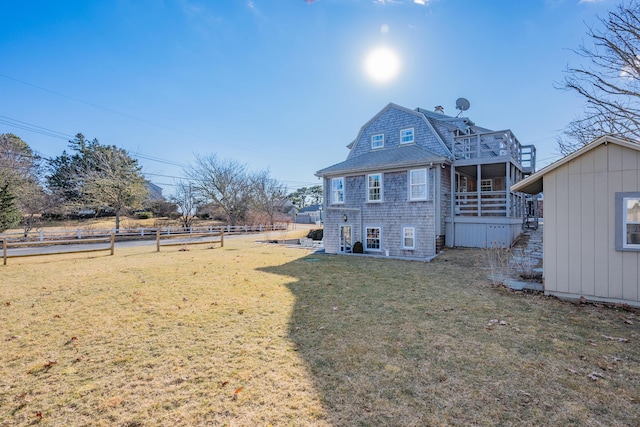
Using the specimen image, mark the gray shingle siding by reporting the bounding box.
[323,170,437,259]
[348,106,450,160]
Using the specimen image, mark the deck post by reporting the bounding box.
[477,164,482,217]
[110,233,115,255]
[220,230,224,248]
[156,229,161,252]
[506,161,511,217]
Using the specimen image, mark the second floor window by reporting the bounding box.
[368,173,382,202]
[371,134,384,149]
[409,169,427,200]
[480,179,493,192]
[400,128,414,144]
[331,177,344,203]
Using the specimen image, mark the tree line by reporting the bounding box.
[0,133,321,234]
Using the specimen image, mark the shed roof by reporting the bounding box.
[316,144,449,177]
[511,135,640,194]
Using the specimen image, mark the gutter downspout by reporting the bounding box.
[450,163,456,247]
[434,165,442,251]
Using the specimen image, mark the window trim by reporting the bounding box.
[480,179,493,192]
[400,128,415,145]
[331,177,345,204]
[365,226,382,251]
[402,226,416,250]
[616,192,640,251]
[409,168,428,201]
[371,133,384,149]
[367,173,383,202]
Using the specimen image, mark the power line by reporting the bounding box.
[0,73,303,161]
[0,115,74,141]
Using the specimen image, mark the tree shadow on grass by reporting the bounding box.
[258,251,490,426]
[259,250,640,427]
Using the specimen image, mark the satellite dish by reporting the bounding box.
[455,97,470,112]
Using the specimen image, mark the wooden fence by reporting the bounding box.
[0,223,287,265]
[0,223,287,243]
[2,234,115,265]
[156,229,223,252]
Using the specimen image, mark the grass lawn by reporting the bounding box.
[1,237,639,426]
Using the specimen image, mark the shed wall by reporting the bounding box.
[544,143,640,304]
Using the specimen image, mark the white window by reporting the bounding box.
[371,134,384,149]
[368,173,382,202]
[480,179,493,192]
[615,192,640,251]
[402,227,415,249]
[400,128,414,144]
[331,177,344,204]
[366,227,381,251]
[409,169,428,200]
[624,197,640,248]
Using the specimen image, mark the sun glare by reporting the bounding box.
[364,46,400,83]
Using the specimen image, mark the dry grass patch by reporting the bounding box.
[1,243,639,426]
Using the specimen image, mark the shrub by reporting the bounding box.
[353,241,363,254]
[307,229,323,241]
[135,211,153,219]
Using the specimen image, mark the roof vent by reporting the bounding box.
[434,105,444,114]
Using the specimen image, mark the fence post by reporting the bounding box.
[110,233,115,255]
[141,228,144,237]
[156,229,161,252]
[2,238,6,266]
[39,230,44,241]
[167,227,171,235]
[220,230,224,248]
[227,225,230,233]
[189,226,192,234]
[77,229,82,239]
[209,226,212,234]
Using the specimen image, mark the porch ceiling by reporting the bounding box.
[455,163,505,178]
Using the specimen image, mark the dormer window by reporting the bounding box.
[371,134,384,149]
[400,128,414,144]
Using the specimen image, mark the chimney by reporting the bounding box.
[434,105,444,114]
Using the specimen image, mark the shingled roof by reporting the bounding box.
[316,144,449,177]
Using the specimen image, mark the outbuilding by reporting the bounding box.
[512,135,640,307]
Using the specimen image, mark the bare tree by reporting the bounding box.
[171,180,201,228]
[560,2,640,154]
[81,147,148,232]
[186,154,252,226]
[18,181,57,237]
[251,170,288,225]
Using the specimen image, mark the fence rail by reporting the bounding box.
[0,223,288,243]
[156,229,224,252]
[2,234,115,265]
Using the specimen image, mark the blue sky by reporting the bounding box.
[0,0,617,195]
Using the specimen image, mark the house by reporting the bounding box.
[146,182,164,201]
[512,135,640,307]
[315,102,536,260]
[295,204,322,224]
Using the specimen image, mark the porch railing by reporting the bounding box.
[453,130,535,172]
[455,191,526,217]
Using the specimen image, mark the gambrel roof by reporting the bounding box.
[345,103,453,160]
